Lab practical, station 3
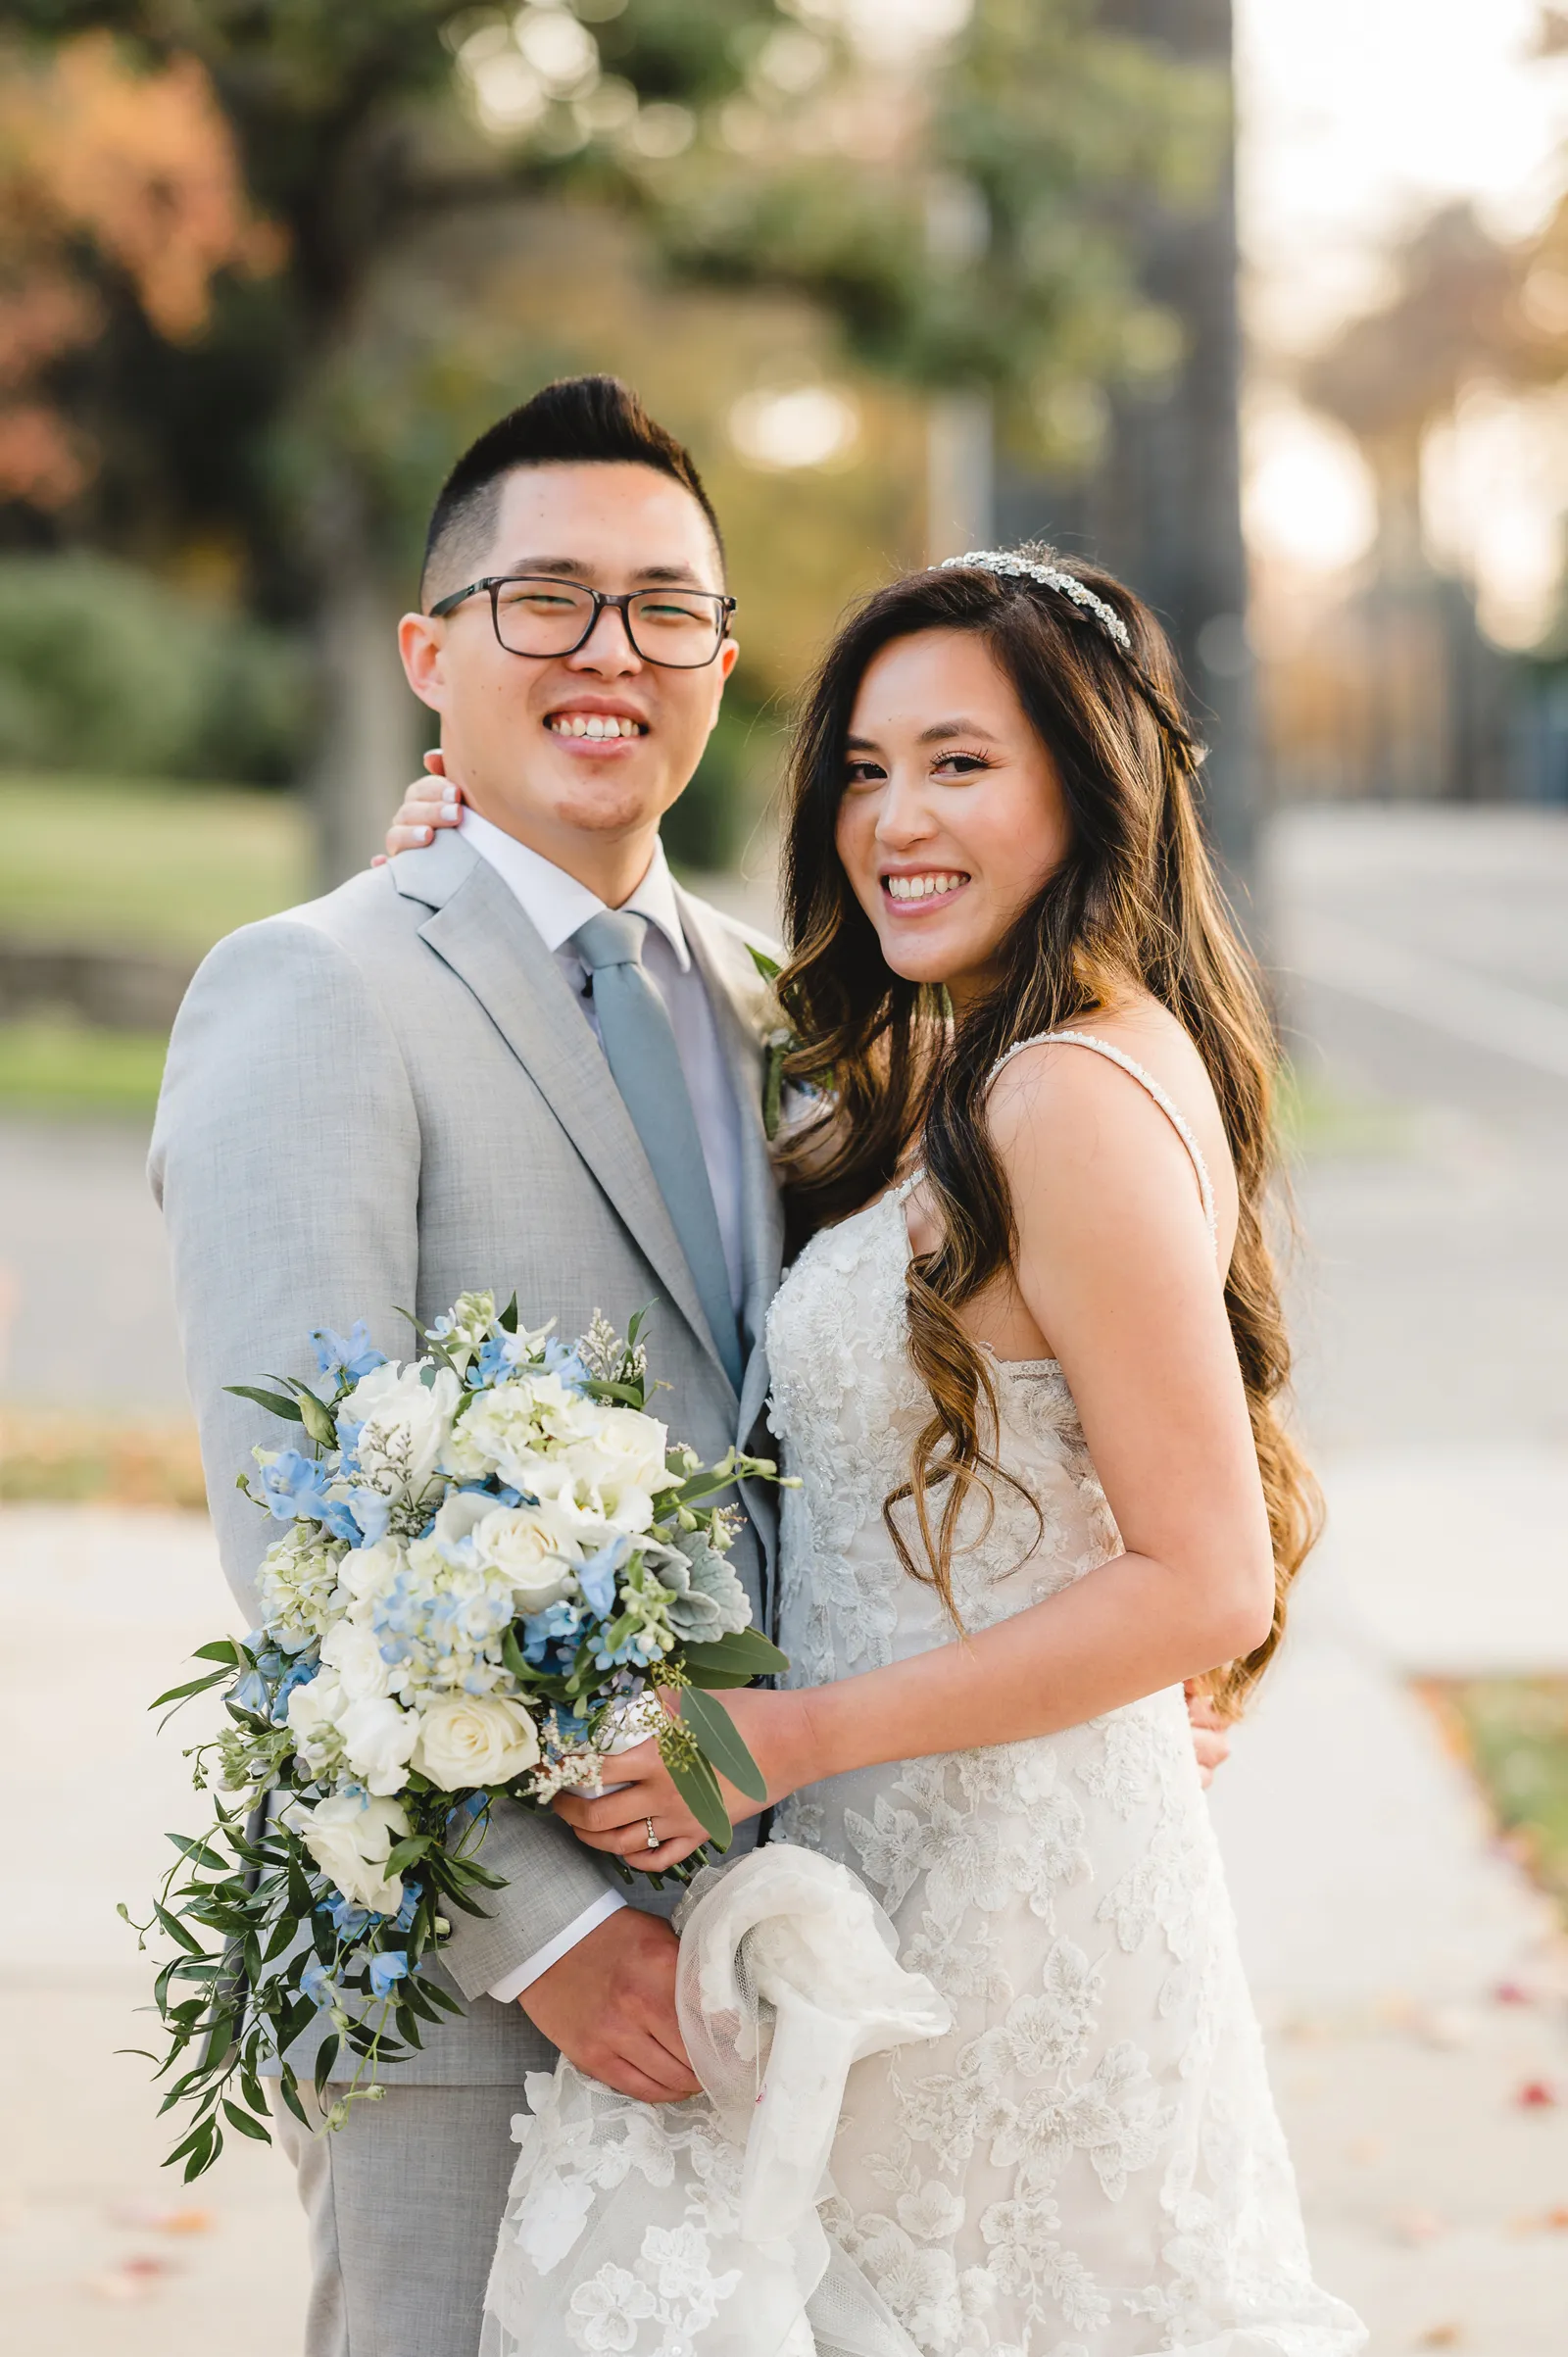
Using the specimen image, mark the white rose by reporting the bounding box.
[335,1694,420,1795]
[284,1792,410,1915]
[471,1505,578,1613]
[319,1617,393,1702]
[341,1360,461,1498]
[427,1491,496,1549]
[411,1694,541,1790]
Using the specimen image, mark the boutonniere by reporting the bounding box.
[748,944,802,1143]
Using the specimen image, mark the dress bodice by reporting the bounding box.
[765,1181,1122,1694]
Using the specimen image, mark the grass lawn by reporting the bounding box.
[0,1012,168,1113]
[1424,1679,1568,1928]
[0,768,311,958]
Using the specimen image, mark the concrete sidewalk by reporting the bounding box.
[1209,1451,1568,2354]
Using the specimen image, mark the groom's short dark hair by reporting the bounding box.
[420,375,724,603]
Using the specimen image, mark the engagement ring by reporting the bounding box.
[645,1817,660,1851]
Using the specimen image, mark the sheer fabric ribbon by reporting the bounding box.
[479,1842,953,2356]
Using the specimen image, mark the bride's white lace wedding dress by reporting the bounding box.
[765,1031,1364,2357]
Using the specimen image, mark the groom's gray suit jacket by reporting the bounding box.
[150,828,785,2084]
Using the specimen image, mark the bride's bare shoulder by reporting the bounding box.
[984,994,1237,1209]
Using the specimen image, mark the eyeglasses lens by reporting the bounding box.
[492,581,724,667]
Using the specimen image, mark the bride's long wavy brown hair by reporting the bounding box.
[774,549,1319,1716]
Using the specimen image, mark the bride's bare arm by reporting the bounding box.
[556,1039,1270,1869]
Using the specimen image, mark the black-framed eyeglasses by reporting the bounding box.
[427,574,737,668]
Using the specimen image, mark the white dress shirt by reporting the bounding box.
[459,807,745,2003]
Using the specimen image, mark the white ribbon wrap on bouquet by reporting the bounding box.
[479,1843,953,2357]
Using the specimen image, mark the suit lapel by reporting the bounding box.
[676,886,787,1435]
[394,838,728,1392]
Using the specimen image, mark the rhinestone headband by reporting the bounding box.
[939,548,1132,652]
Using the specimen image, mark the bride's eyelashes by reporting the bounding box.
[843,748,996,788]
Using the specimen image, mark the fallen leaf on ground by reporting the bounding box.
[108,2199,214,2234]
[1390,2208,1445,2244]
[1414,2328,1461,2350]
[87,2254,174,2302]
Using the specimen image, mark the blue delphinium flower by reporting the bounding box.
[577,1537,629,1622]
[301,1956,338,2011]
[392,1879,422,1934]
[319,1891,374,1941]
[272,1656,318,1723]
[368,1950,409,1998]
[312,1322,387,1385]
[232,1668,271,1716]
[256,1449,331,1522]
[541,1337,592,1393]
[345,1487,394,1547]
[522,1599,586,1670]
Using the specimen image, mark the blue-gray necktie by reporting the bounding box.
[571,908,744,1393]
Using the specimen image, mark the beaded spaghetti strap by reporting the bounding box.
[985,1028,1218,1242]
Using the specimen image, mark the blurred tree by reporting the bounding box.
[0,31,276,513]
[5,1,1225,877]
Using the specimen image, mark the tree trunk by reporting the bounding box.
[309,464,426,890]
[997,0,1258,925]
[926,391,996,563]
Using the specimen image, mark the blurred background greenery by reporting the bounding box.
[0,0,1249,1096]
[4,0,1568,1117]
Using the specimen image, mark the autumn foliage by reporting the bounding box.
[0,33,280,506]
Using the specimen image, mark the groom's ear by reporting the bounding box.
[399,612,449,712]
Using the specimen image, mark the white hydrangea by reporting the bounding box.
[257,1525,346,1653]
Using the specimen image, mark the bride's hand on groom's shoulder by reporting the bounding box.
[552,1687,814,1872]
[370,750,466,865]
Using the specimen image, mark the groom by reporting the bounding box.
[151,374,785,2356]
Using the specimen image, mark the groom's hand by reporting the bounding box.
[516,1907,701,2104]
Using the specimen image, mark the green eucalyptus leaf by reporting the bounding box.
[680,1688,767,1802]
[221,2098,271,2143]
[224,1383,305,1424]
[663,1745,733,1851]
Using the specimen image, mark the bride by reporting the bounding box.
[399,546,1363,2353]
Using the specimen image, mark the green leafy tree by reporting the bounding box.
[8,2,1223,872]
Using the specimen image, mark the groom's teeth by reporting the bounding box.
[551,714,642,738]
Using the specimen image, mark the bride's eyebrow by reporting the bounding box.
[917,715,994,744]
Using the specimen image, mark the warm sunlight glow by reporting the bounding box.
[1244,403,1378,574]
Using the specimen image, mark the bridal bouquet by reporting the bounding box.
[125,1292,787,2180]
